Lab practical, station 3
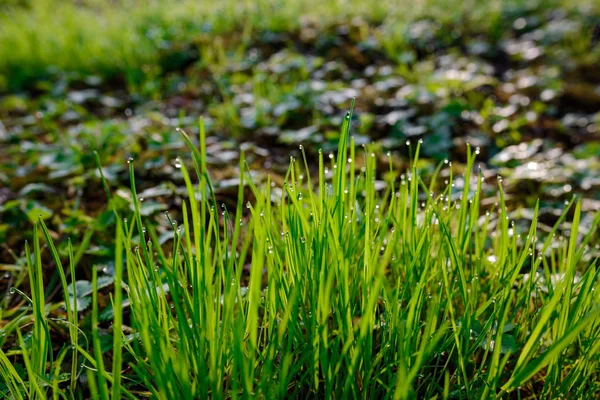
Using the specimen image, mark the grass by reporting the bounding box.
[0,110,599,398]
[1,0,597,92]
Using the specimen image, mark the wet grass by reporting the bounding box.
[0,116,599,398]
[0,1,600,397]
[1,0,599,261]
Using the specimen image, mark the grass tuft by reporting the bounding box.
[0,113,599,398]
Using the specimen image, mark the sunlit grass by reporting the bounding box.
[2,0,596,92]
[0,111,599,398]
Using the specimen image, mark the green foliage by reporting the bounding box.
[0,116,599,398]
[1,0,597,92]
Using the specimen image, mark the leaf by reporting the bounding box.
[139,200,167,217]
[490,139,543,166]
[23,200,53,222]
[66,276,115,312]
[18,183,55,197]
[68,296,92,312]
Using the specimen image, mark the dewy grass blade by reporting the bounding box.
[91,268,109,400]
[111,218,124,399]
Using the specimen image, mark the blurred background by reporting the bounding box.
[0,0,599,265]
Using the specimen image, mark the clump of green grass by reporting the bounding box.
[1,109,599,398]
